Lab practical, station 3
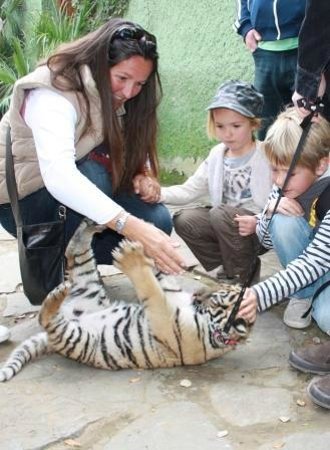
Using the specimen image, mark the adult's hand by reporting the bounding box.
[109,214,186,274]
[245,29,261,52]
[292,74,326,119]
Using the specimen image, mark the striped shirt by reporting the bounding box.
[253,187,330,311]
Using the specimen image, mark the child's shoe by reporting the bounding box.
[283,298,312,329]
[0,325,10,343]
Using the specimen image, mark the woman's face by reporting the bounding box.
[110,55,153,109]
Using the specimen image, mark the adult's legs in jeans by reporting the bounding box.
[0,159,114,241]
[209,205,260,282]
[253,48,297,140]
[0,188,62,237]
[0,158,173,265]
[69,159,173,264]
[173,207,223,271]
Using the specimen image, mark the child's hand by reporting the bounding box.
[234,214,257,236]
[268,197,304,217]
[237,288,258,324]
[133,174,161,203]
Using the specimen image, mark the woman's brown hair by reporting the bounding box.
[45,18,162,191]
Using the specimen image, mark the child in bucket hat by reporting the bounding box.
[141,80,272,284]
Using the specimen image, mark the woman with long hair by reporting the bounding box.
[0,18,185,275]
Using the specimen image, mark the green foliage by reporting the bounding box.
[33,0,94,58]
[0,0,26,48]
[0,0,129,115]
[127,0,253,163]
[73,0,129,28]
[159,168,187,186]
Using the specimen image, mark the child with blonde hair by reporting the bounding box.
[139,80,272,283]
[238,106,330,410]
[238,106,330,329]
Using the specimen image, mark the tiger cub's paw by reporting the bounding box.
[112,240,154,275]
[46,280,72,304]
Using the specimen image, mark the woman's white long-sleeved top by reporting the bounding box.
[24,88,123,224]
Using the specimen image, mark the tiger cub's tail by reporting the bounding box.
[0,332,49,382]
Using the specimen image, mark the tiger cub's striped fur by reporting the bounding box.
[0,219,250,382]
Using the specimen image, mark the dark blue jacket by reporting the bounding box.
[234,0,306,41]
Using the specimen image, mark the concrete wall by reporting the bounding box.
[126,0,254,161]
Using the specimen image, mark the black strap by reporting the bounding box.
[223,109,318,334]
[5,126,22,227]
[315,183,330,221]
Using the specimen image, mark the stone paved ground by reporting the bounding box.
[0,224,329,450]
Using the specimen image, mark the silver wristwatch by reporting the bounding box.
[115,211,131,234]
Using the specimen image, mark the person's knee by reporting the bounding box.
[313,311,330,336]
[173,209,202,239]
[153,205,172,235]
[140,203,172,235]
[173,210,192,238]
[270,214,310,243]
[209,205,234,231]
[312,293,330,335]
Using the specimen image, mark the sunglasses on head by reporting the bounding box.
[111,24,157,48]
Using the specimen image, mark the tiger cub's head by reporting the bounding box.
[193,283,250,347]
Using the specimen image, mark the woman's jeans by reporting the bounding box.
[0,159,173,265]
[269,214,330,334]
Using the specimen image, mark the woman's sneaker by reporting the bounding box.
[0,325,10,343]
[283,298,312,329]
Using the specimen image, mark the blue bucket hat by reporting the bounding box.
[207,80,264,118]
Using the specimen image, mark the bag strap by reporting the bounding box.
[5,126,22,227]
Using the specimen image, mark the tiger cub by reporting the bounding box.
[0,219,250,382]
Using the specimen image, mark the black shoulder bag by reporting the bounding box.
[5,127,66,305]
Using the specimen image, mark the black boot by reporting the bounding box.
[289,341,330,375]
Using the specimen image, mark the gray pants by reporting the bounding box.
[173,205,260,282]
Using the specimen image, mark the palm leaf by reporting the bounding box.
[11,37,30,77]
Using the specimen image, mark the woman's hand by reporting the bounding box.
[237,288,258,324]
[133,174,161,203]
[267,197,304,217]
[108,214,186,274]
[234,214,257,236]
